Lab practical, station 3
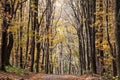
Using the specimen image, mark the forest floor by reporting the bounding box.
[0,71,101,80]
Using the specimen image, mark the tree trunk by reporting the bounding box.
[30,0,38,72]
[115,0,120,78]
[45,0,53,74]
[25,0,31,69]
[36,43,41,73]
[90,0,97,74]
[19,0,23,68]
[41,46,45,71]
[77,31,83,75]
[68,45,72,74]
[104,0,117,76]
[1,0,10,71]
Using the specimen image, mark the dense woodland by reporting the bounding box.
[0,0,120,79]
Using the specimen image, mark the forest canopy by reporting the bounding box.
[0,0,120,80]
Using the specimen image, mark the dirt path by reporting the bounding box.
[31,74,80,80]
[0,71,101,80]
[42,75,80,80]
[31,74,101,80]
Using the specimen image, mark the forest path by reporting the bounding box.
[31,74,101,80]
[0,71,101,80]
[31,74,81,80]
[43,75,73,80]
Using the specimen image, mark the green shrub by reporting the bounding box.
[5,66,27,75]
[102,73,119,80]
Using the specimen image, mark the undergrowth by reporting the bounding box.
[5,66,28,75]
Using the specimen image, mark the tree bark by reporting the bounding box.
[1,0,10,71]
[30,0,38,72]
[19,0,23,68]
[115,0,120,78]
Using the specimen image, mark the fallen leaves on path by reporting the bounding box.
[0,71,101,80]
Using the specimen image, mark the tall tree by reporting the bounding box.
[1,0,10,71]
[45,0,53,74]
[19,0,23,68]
[115,0,120,78]
[1,0,25,71]
[30,0,38,72]
[90,0,97,74]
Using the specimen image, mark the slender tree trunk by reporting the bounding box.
[30,0,38,72]
[90,0,97,74]
[25,0,31,69]
[41,46,45,70]
[105,0,117,76]
[68,45,72,74]
[77,31,83,75]
[6,32,14,66]
[45,0,53,74]
[36,43,41,73]
[19,0,23,68]
[33,0,39,73]
[59,42,63,74]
